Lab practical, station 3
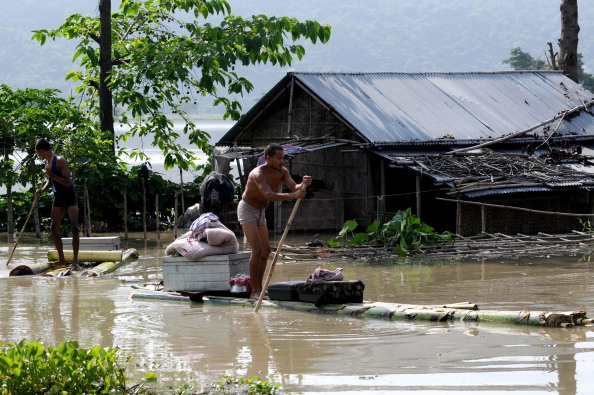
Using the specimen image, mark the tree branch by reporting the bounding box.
[90,33,101,44]
[88,80,100,91]
[112,58,130,66]
[546,42,558,70]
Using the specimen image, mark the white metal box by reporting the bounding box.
[161,252,250,292]
[62,236,121,251]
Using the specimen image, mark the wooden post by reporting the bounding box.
[82,184,88,235]
[275,185,282,234]
[481,204,487,233]
[236,158,245,196]
[142,178,147,240]
[7,186,14,237]
[84,183,92,237]
[173,191,178,238]
[34,199,41,239]
[377,196,384,222]
[456,199,462,236]
[123,190,128,241]
[179,166,185,214]
[4,148,14,236]
[155,193,160,240]
[287,76,295,137]
[379,157,386,222]
[416,173,421,220]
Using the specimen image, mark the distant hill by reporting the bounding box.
[2,0,593,114]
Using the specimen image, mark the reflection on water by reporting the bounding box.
[1,232,594,393]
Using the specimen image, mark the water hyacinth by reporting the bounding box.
[0,340,127,394]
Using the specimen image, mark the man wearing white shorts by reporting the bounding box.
[238,143,311,299]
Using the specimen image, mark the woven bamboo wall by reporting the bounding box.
[458,193,592,236]
[235,87,373,230]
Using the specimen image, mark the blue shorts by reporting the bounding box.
[53,189,78,208]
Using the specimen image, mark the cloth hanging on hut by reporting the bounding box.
[257,144,311,166]
[214,147,233,174]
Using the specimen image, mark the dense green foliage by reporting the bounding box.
[0,340,128,394]
[0,339,280,394]
[32,0,331,171]
[0,83,212,233]
[502,47,548,70]
[327,208,453,256]
[0,84,97,190]
[0,163,211,233]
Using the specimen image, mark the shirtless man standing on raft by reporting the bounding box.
[35,138,81,270]
[238,143,311,299]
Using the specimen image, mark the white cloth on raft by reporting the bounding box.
[165,214,239,260]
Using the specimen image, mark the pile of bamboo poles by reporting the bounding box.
[9,248,139,277]
[393,151,594,196]
[278,230,594,261]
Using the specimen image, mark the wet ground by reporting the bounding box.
[2,231,594,394]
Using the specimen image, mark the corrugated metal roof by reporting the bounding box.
[464,187,555,198]
[464,185,594,198]
[292,71,594,145]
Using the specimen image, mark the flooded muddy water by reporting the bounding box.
[2,231,594,393]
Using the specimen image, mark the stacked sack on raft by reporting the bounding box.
[165,213,239,260]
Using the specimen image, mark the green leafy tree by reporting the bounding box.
[32,0,331,172]
[0,84,97,233]
[502,47,547,70]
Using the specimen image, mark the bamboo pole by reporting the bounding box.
[9,262,52,276]
[123,190,128,241]
[481,204,486,233]
[34,200,41,238]
[437,197,594,217]
[173,191,179,238]
[450,98,594,154]
[6,193,39,266]
[48,249,123,263]
[40,248,139,277]
[84,182,92,236]
[83,183,88,235]
[5,160,14,236]
[255,186,306,313]
[82,248,139,277]
[456,199,462,235]
[142,178,147,240]
[179,166,185,214]
[416,173,421,220]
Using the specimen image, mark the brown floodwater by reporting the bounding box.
[2,231,594,394]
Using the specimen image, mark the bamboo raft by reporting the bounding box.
[130,289,593,328]
[9,248,139,277]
